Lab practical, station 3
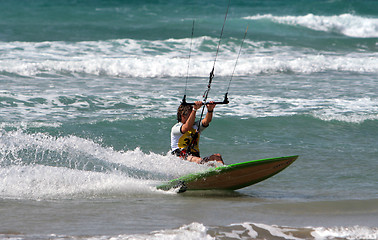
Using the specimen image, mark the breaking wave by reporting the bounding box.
[244,13,378,38]
[0,36,377,78]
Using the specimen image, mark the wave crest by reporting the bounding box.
[244,13,378,38]
[1,36,377,78]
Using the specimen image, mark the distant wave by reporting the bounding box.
[2,53,377,77]
[1,38,377,78]
[244,13,378,38]
[1,90,376,124]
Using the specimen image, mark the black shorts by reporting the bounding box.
[171,149,200,159]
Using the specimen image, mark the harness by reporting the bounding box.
[171,148,200,159]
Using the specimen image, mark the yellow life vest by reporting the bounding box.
[178,127,200,156]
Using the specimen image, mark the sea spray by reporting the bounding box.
[0,130,207,199]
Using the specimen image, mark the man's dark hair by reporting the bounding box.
[177,104,192,122]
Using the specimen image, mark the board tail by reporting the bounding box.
[158,180,187,193]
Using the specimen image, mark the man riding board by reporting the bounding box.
[171,100,224,165]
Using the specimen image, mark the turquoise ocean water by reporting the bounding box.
[0,0,377,239]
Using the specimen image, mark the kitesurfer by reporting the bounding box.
[171,100,224,165]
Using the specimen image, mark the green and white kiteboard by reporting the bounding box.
[157,155,298,193]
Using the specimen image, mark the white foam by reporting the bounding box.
[311,97,378,123]
[0,165,154,199]
[1,89,377,124]
[2,222,377,240]
[225,222,378,240]
[0,131,207,199]
[232,223,258,238]
[53,222,213,240]
[312,226,378,240]
[221,95,378,123]
[1,38,376,124]
[254,223,302,240]
[119,222,213,240]
[244,13,378,38]
[1,37,377,78]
